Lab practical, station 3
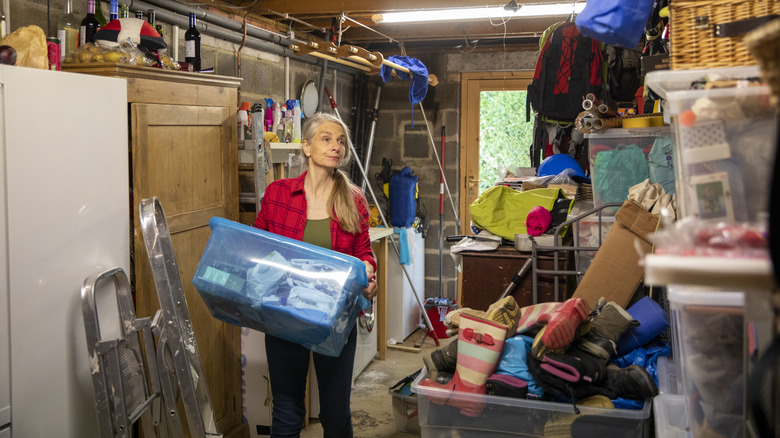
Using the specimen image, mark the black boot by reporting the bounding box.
[423,339,457,381]
[603,364,658,400]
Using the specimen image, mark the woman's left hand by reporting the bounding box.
[362,264,377,300]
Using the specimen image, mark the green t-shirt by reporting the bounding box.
[302,218,332,250]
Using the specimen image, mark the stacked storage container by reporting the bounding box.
[645,66,777,438]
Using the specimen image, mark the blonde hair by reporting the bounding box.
[302,113,362,234]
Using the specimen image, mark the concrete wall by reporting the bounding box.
[6,0,536,302]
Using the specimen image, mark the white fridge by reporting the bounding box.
[0,65,129,437]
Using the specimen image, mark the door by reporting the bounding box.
[459,71,533,233]
[131,103,241,434]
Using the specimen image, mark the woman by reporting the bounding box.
[254,112,378,437]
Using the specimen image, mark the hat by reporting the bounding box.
[94,18,167,51]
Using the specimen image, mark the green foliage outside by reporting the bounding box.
[479,90,534,193]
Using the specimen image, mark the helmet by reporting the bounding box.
[538,154,588,179]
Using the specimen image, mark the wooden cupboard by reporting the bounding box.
[63,63,246,437]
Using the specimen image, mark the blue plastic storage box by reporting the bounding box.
[192,217,368,356]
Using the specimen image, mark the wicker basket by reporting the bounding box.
[670,0,780,70]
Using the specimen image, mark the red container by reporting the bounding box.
[46,37,60,71]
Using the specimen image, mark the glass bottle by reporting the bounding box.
[57,0,79,60]
[94,0,106,26]
[80,0,100,46]
[147,9,155,28]
[135,10,143,20]
[119,4,129,18]
[109,0,118,21]
[184,12,201,71]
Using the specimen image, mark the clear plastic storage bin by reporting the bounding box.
[668,287,744,438]
[654,394,690,438]
[646,67,777,222]
[411,369,652,437]
[192,217,368,356]
[587,127,676,213]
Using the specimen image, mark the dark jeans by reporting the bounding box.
[265,327,358,438]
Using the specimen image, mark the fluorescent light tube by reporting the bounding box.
[373,2,585,24]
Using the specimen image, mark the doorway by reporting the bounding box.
[459,71,534,233]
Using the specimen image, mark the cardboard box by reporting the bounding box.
[572,200,659,309]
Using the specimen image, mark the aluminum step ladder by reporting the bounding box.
[81,196,222,437]
[81,267,170,438]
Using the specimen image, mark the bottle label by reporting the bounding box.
[185,40,195,58]
[57,29,66,60]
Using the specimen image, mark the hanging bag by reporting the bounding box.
[389,166,418,228]
[575,0,656,48]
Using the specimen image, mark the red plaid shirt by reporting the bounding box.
[254,171,377,272]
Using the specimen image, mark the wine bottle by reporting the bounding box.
[184,12,201,71]
[147,9,155,28]
[135,10,143,19]
[119,3,129,18]
[109,0,118,21]
[57,0,79,60]
[94,0,106,26]
[79,0,100,46]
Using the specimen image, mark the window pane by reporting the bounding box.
[479,90,533,193]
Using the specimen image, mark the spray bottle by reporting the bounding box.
[274,104,285,141]
[264,98,274,133]
[292,100,302,143]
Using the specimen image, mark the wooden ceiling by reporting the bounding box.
[208,0,578,54]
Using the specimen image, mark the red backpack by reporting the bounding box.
[527,21,606,121]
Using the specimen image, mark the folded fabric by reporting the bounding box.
[393,227,411,265]
[246,250,289,300]
[526,205,552,236]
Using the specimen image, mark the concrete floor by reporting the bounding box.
[300,328,451,438]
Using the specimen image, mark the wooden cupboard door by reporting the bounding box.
[131,103,242,435]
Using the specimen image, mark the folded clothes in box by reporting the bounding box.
[192,217,368,356]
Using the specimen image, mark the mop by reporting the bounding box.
[324,87,441,346]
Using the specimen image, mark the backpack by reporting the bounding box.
[527,21,606,122]
[605,45,643,103]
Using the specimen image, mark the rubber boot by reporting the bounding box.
[423,339,457,381]
[419,313,508,416]
[577,301,638,362]
[531,297,590,360]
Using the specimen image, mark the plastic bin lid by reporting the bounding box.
[667,288,744,307]
[584,127,671,139]
[645,66,761,100]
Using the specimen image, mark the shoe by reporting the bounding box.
[486,373,528,398]
[604,364,658,400]
[444,307,485,335]
[485,296,521,335]
[578,301,638,362]
[541,349,606,385]
[530,298,590,360]
[423,339,458,381]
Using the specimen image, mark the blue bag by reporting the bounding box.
[575,0,655,48]
[389,166,418,228]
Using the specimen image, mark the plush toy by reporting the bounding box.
[94,18,166,51]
